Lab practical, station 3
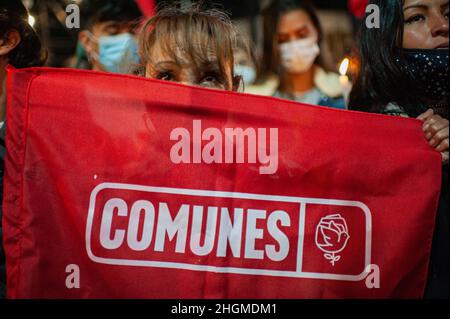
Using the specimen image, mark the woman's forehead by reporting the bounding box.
[148,37,221,66]
[278,9,314,34]
[403,0,449,9]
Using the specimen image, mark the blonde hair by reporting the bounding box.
[139,2,238,80]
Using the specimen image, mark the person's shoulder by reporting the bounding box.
[314,67,343,99]
[317,92,346,110]
[246,74,280,97]
[319,96,347,110]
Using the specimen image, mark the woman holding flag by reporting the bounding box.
[349,0,449,298]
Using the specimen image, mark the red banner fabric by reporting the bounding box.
[3,67,441,298]
[348,0,369,19]
[135,0,156,17]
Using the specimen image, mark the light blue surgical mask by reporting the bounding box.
[96,33,140,74]
[234,64,256,85]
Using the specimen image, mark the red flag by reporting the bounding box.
[348,0,369,19]
[3,67,441,298]
[135,0,156,17]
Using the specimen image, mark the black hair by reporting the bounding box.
[80,0,143,30]
[260,0,330,80]
[0,0,46,68]
[348,0,429,114]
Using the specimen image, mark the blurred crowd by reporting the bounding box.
[0,0,449,299]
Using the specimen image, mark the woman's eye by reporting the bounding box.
[201,72,221,85]
[295,28,309,39]
[277,35,289,44]
[405,14,425,24]
[157,71,174,81]
[203,75,217,82]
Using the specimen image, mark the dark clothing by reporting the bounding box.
[425,164,449,299]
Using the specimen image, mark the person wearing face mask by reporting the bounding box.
[349,0,449,299]
[270,0,346,109]
[77,0,142,74]
[233,34,282,96]
[233,36,257,90]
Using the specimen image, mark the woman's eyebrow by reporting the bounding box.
[278,26,308,40]
[403,4,427,11]
[202,60,219,67]
[295,25,309,32]
[192,59,220,72]
[153,61,179,68]
[287,26,308,35]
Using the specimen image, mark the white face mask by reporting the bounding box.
[279,38,320,74]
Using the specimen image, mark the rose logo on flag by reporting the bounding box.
[315,214,350,266]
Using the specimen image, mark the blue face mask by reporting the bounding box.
[234,64,256,85]
[97,33,140,74]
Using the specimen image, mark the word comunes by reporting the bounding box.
[99,198,291,262]
[169,120,279,174]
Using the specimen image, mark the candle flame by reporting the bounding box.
[339,58,350,76]
[28,15,36,28]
